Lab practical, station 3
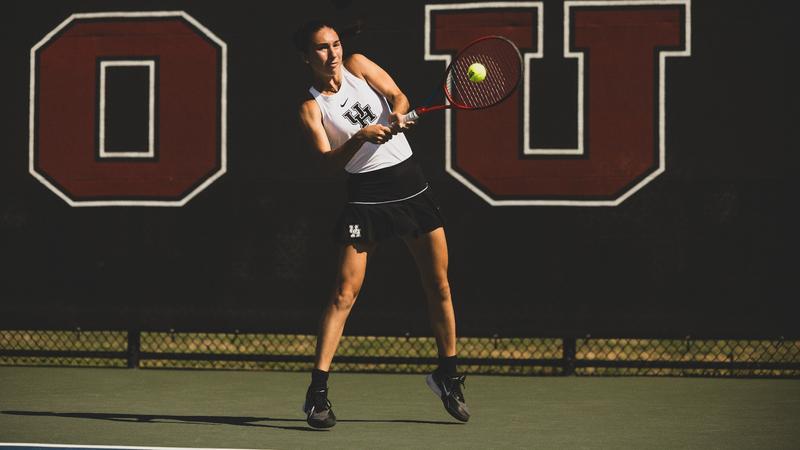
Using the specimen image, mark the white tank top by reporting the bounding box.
[309,67,413,173]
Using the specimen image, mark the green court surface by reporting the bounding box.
[1,367,798,449]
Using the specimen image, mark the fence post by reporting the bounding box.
[563,337,576,376]
[127,330,141,368]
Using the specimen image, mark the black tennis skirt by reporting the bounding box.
[334,155,445,244]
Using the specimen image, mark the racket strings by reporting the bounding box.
[445,37,522,110]
[451,56,507,106]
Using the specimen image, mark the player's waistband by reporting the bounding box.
[346,155,428,204]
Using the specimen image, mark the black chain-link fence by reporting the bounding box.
[1,330,798,377]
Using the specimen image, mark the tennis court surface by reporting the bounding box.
[1,367,798,449]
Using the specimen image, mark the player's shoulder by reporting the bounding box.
[344,53,377,75]
[345,53,371,64]
[298,98,319,118]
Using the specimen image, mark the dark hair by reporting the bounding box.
[292,20,336,54]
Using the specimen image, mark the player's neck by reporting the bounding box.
[315,69,343,95]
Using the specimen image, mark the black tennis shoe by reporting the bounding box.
[303,386,337,428]
[426,371,470,422]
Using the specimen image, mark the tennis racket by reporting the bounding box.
[404,35,523,123]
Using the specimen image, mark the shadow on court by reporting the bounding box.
[1,410,462,432]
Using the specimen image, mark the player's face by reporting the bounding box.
[308,27,342,76]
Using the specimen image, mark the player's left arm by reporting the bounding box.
[345,54,414,131]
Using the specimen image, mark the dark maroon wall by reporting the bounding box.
[1,0,796,338]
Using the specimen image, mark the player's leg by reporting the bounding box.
[403,227,456,357]
[304,242,373,428]
[403,227,470,422]
[315,242,372,370]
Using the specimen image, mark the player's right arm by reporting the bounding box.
[298,99,394,171]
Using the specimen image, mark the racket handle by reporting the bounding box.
[405,109,420,123]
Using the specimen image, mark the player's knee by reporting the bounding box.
[332,284,359,311]
[424,277,451,302]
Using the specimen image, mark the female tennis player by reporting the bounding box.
[293,20,470,428]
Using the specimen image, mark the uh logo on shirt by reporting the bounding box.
[342,101,378,128]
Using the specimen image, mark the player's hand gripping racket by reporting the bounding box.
[404,35,523,123]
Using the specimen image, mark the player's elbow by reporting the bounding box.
[388,91,409,111]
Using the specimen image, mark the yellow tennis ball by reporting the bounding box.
[467,63,487,83]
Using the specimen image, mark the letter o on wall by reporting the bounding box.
[29,12,227,207]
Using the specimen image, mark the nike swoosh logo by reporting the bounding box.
[340,99,348,108]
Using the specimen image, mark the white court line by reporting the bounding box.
[0,444,273,450]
